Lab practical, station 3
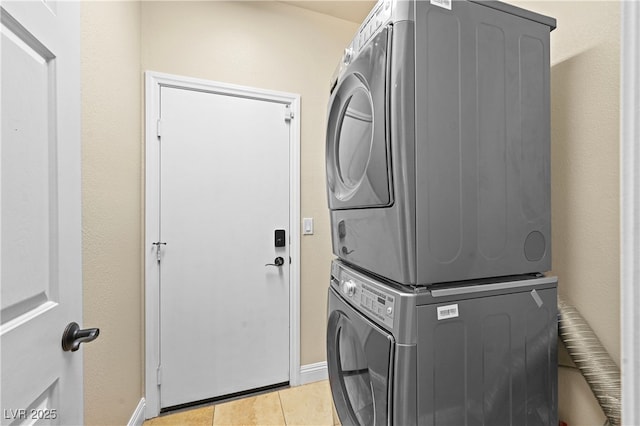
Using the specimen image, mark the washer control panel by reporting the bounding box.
[357,282,395,328]
[335,270,396,329]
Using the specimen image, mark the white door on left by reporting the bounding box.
[1,1,87,424]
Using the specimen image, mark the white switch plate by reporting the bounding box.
[302,218,314,235]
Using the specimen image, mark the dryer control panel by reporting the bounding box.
[357,0,393,52]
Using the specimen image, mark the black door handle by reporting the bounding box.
[62,322,100,352]
[265,257,285,267]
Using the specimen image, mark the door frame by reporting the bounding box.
[143,71,301,418]
[621,2,640,424]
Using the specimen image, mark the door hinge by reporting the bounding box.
[157,119,163,138]
[153,241,167,262]
[157,365,162,385]
[284,105,294,121]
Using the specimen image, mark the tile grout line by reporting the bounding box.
[277,390,287,426]
[210,404,215,426]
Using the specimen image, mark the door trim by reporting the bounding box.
[143,71,301,419]
[621,3,640,424]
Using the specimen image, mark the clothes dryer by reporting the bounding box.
[326,0,556,285]
[327,259,558,426]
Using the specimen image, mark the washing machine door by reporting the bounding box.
[327,288,394,426]
[326,27,392,210]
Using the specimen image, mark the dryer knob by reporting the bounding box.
[343,48,353,65]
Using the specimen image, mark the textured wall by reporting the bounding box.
[81,2,142,425]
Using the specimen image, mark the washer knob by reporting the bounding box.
[341,279,356,297]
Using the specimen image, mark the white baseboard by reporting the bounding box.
[128,398,146,426]
[299,361,328,385]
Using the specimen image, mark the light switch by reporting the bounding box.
[303,218,314,235]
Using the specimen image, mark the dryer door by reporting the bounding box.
[327,27,392,210]
[327,288,394,426]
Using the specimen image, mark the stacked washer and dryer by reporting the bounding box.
[325,1,558,425]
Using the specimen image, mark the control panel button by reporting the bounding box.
[386,306,393,316]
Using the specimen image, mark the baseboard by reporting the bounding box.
[299,361,328,385]
[128,398,146,426]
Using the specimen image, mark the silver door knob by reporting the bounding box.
[61,322,100,352]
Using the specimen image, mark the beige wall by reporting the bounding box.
[82,2,357,424]
[81,1,143,425]
[81,1,143,424]
[512,1,621,425]
[81,1,621,425]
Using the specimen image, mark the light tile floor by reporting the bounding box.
[144,380,340,426]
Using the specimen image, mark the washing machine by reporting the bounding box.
[326,0,557,285]
[327,259,558,426]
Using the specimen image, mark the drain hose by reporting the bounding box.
[557,296,621,426]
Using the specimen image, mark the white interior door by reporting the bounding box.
[156,85,292,409]
[1,1,84,424]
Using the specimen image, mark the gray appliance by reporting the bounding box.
[327,259,558,426]
[326,0,557,285]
